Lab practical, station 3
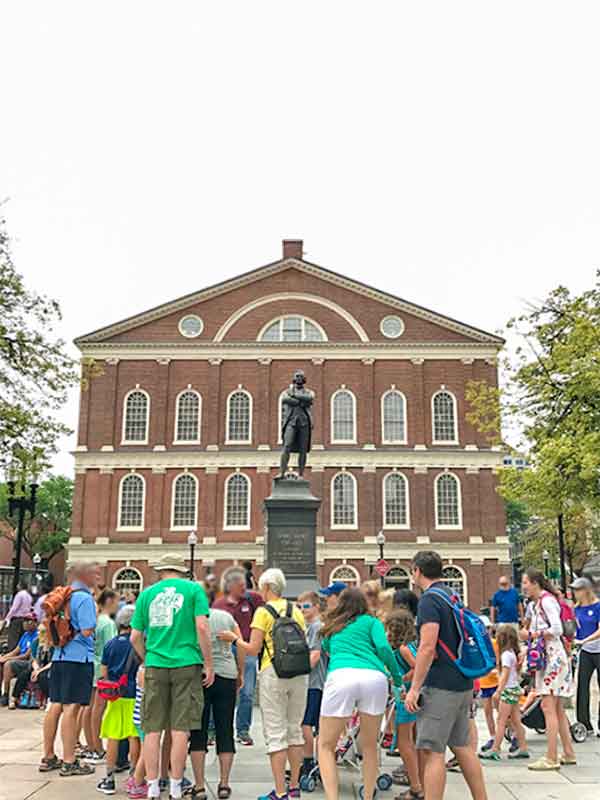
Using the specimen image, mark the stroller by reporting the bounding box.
[516,695,588,743]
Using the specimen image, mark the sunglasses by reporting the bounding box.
[297,603,313,610]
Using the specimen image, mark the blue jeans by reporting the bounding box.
[236,654,258,736]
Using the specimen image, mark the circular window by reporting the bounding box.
[380,315,405,339]
[178,315,204,338]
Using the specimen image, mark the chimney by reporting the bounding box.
[282,239,303,260]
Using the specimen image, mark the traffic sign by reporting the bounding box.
[375,558,391,577]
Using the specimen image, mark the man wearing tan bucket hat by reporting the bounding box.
[131,553,214,800]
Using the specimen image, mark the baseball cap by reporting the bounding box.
[570,577,593,591]
[319,581,347,597]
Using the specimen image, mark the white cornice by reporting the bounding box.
[75,257,504,347]
[66,539,510,567]
[72,448,504,471]
[77,342,501,361]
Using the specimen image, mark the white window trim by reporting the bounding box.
[431,389,459,446]
[380,315,405,339]
[117,473,146,532]
[121,388,151,445]
[170,472,199,531]
[223,472,252,531]
[382,471,410,530]
[225,389,253,445]
[442,564,468,606]
[385,566,412,585]
[330,471,358,530]
[112,567,144,592]
[381,389,408,445]
[329,564,361,586]
[330,389,357,444]
[434,471,463,530]
[173,389,202,445]
[257,314,328,342]
[178,314,204,338]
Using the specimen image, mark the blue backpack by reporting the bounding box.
[427,587,496,679]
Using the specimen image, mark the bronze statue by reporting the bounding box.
[279,370,314,478]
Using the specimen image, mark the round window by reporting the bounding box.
[178,315,204,338]
[380,315,405,339]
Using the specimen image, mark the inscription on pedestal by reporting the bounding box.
[267,526,316,576]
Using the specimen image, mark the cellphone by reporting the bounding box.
[416,692,424,709]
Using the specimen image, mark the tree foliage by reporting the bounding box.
[0,217,78,471]
[0,474,72,561]
[466,276,600,576]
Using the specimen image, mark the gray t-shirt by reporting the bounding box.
[209,609,238,679]
[307,619,327,691]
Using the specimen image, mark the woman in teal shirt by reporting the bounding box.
[318,588,403,800]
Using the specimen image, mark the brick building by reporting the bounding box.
[69,239,509,609]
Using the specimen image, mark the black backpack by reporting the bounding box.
[263,602,311,679]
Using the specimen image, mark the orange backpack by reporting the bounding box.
[42,586,85,648]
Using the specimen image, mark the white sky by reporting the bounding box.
[2,2,599,477]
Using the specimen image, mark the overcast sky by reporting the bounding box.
[2,2,599,477]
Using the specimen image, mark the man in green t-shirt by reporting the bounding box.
[130,554,213,800]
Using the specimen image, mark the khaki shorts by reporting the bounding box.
[259,665,308,754]
[142,665,204,733]
[416,686,472,754]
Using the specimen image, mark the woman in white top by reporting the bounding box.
[521,568,576,771]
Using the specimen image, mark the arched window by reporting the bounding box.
[381,390,407,443]
[258,315,327,342]
[118,473,145,530]
[435,472,462,529]
[442,565,467,604]
[112,567,143,595]
[383,472,410,528]
[122,389,150,443]
[331,472,357,528]
[329,565,360,588]
[226,390,252,443]
[174,390,201,443]
[331,389,356,443]
[224,473,251,529]
[432,390,458,443]
[171,473,198,529]
[384,566,411,590]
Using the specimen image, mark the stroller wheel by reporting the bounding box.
[376,773,393,791]
[570,721,588,743]
[300,775,317,793]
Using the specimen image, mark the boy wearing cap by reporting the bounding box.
[97,605,140,795]
[318,582,347,611]
[130,554,213,800]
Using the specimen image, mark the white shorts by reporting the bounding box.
[321,668,389,718]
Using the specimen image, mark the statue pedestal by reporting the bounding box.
[263,477,321,598]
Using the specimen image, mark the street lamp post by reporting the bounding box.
[6,462,39,597]
[187,530,198,581]
[376,530,386,587]
[543,549,550,579]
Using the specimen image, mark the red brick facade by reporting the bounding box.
[70,241,509,610]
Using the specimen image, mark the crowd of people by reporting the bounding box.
[1,552,599,800]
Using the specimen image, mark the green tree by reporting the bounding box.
[0,474,73,561]
[0,216,77,471]
[466,276,600,588]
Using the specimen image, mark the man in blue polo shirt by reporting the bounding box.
[490,576,523,627]
[41,562,98,777]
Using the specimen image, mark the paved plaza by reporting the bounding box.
[1,708,599,800]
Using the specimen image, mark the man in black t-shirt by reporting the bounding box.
[405,551,488,800]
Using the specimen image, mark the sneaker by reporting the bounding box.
[445,758,460,772]
[181,777,192,791]
[479,751,501,761]
[97,776,117,795]
[508,750,530,760]
[480,738,494,752]
[39,756,62,772]
[288,789,301,799]
[258,792,288,800]
[559,755,577,765]
[159,779,169,792]
[0,695,8,707]
[84,751,107,764]
[528,757,560,771]
[128,782,149,799]
[126,776,136,792]
[60,760,95,776]
[237,733,254,746]
[508,737,519,753]
[115,761,131,774]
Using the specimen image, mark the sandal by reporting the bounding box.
[183,787,207,800]
[39,756,62,773]
[217,787,232,799]
[396,791,424,800]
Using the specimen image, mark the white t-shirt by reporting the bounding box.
[501,649,520,688]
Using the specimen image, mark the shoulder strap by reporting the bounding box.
[286,601,293,619]
[264,604,280,622]
[424,586,460,662]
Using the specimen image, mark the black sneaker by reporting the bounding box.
[160,779,169,792]
[97,776,116,795]
[115,761,130,774]
[60,760,95,777]
[237,732,254,746]
[0,695,8,707]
